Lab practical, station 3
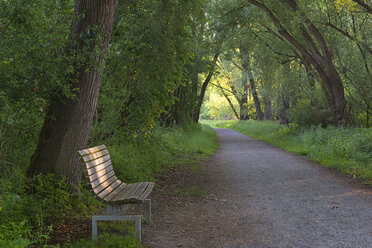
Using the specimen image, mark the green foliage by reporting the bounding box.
[70,232,141,248]
[0,0,74,192]
[204,120,372,183]
[96,0,210,134]
[201,90,239,120]
[290,98,332,127]
[0,174,75,246]
[1,0,371,245]
[104,124,217,183]
[0,220,31,248]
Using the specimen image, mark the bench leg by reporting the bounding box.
[92,216,98,241]
[91,215,141,243]
[144,199,151,224]
[134,215,141,243]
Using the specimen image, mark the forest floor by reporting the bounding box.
[141,128,372,247]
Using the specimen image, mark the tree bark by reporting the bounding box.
[245,60,264,120]
[27,0,116,192]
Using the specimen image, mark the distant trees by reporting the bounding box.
[202,0,371,127]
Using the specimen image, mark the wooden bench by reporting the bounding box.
[78,144,154,243]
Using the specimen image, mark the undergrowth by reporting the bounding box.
[203,120,372,183]
[107,124,218,183]
[0,124,217,247]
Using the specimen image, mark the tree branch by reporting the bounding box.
[352,0,372,14]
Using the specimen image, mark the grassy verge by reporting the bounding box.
[108,124,218,183]
[0,124,217,247]
[203,120,372,184]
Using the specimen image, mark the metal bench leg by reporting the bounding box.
[144,199,151,224]
[134,215,141,243]
[91,215,141,243]
[92,216,99,241]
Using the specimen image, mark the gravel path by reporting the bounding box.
[143,128,372,248]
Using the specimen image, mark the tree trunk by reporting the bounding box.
[193,52,219,123]
[27,0,116,193]
[245,62,263,120]
[219,86,240,120]
[240,47,263,121]
[263,97,272,120]
[277,88,290,124]
[239,63,250,120]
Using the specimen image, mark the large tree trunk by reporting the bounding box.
[27,0,116,192]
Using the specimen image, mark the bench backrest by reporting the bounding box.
[78,145,124,201]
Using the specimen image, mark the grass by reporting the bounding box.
[69,232,141,248]
[108,124,218,183]
[0,124,218,247]
[203,120,372,184]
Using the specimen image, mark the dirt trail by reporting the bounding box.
[142,128,372,248]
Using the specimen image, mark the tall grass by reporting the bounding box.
[108,124,218,183]
[203,120,372,183]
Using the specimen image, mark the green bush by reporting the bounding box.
[0,174,82,247]
[289,98,332,127]
[0,220,31,248]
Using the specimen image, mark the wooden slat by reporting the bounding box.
[78,144,106,156]
[92,176,121,196]
[82,149,109,162]
[97,180,122,200]
[107,183,136,202]
[90,170,116,189]
[118,183,144,200]
[128,182,149,200]
[86,164,114,182]
[138,182,154,201]
[85,154,111,169]
[102,183,129,202]
[86,161,112,176]
[78,145,154,205]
